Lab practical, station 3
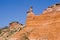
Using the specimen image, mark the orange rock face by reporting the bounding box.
[24,4,60,40]
[25,13,60,40]
[11,3,60,40]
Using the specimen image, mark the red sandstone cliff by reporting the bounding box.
[16,3,60,40]
[1,3,60,40]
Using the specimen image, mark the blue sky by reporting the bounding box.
[0,0,60,28]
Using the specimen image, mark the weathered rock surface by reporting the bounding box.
[18,3,60,40]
